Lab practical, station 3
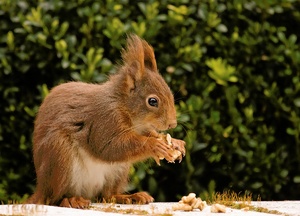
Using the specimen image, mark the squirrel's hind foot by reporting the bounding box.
[111,191,154,204]
[59,196,91,208]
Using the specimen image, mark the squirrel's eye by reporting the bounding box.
[148,97,158,107]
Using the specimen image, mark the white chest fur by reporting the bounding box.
[70,148,128,199]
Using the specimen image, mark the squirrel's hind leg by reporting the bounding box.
[111,192,154,204]
[59,196,91,208]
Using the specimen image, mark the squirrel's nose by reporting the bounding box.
[168,121,177,129]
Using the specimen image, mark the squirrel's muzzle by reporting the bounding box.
[168,121,177,129]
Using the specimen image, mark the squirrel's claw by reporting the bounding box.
[177,154,183,163]
[154,157,161,166]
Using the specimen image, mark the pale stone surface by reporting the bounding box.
[0,201,299,216]
[251,201,300,216]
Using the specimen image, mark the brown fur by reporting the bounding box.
[26,34,185,208]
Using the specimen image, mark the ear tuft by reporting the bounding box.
[123,60,141,93]
[121,34,158,75]
[141,39,157,72]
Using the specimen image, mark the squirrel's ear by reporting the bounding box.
[141,39,157,72]
[122,34,158,75]
[124,60,142,93]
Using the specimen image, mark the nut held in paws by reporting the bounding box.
[157,133,182,162]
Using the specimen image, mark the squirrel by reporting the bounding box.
[26,34,186,208]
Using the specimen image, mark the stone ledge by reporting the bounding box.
[0,201,299,216]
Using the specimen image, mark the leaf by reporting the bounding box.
[280,170,288,178]
[251,182,263,189]
[223,125,233,138]
[294,98,300,107]
[286,128,296,135]
[293,176,300,183]
[216,24,228,33]
[7,31,15,50]
[228,76,238,82]
[206,58,237,85]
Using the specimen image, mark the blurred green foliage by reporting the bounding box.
[1,0,300,203]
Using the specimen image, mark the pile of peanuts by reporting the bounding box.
[172,193,207,211]
[172,193,226,213]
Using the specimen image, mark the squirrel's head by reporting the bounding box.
[111,34,177,136]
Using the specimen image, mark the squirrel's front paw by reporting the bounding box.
[155,134,186,164]
[170,138,186,162]
[150,139,174,165]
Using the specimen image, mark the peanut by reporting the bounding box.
[172,203,193,211]
[211,203,226,213]
[181,193,196,203]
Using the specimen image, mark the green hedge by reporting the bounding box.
[1,0,300,203]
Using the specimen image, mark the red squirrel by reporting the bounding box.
[27,34,186,208]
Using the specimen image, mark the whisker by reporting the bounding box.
[172,87,181,97]
[176,109,194,116]
[174,96,187,103]
[179,122,190,136]
[177,120,193,131]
